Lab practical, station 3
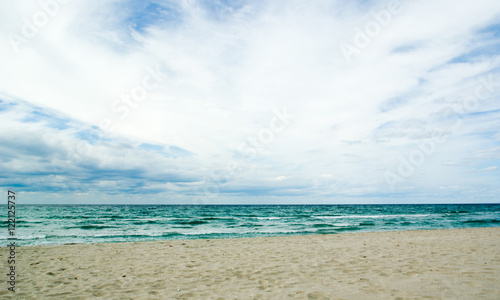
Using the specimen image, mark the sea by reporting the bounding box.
[3,204,500,246]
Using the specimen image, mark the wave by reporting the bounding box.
[44,231,182,239]
[463,219,500,224]
[11,204,500,246]
[174,220,208,225]
[64,225,120,230]
[256,217,290,220]
[312,223,337,228]
[0,234,47,240]
[313,214,431,219]
[359,221,375,226]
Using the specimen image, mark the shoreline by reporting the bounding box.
[12,203,500,247]
[16,225,500,248]
[3,227,500,299]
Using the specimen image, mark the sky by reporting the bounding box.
[0,0,499,204]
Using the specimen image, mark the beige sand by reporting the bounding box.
[1,227,499,299]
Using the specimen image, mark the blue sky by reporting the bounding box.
[0,0,499,204]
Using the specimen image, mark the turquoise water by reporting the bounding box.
[3,204,500,246]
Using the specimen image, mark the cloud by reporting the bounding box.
[0,0,500,203]
[0,95,202,196]
[482,166,498,172]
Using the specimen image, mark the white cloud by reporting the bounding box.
[482,166,498,172]
[1,0,500,203]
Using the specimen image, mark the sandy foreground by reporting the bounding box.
[1,227,499,299]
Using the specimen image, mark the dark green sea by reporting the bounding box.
[4,204,500,246]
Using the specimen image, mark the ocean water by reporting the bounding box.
[3,204,500,246]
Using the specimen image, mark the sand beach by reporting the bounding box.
[2,227,499,299]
